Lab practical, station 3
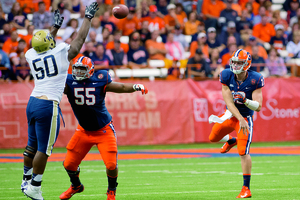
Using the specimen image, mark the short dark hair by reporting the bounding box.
[38,1,45,6]
[19,39,26,44]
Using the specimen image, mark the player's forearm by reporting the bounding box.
[227,103,244,121]
[50,26,59,38]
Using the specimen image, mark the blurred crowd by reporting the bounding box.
[0,0,299,82]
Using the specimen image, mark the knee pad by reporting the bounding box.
[106,162,117,171]
[238,146,247,156]
[23,146,36,159]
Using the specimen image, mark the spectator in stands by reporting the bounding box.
[106,30,129,53]
[9,39,27,69]
[244,2,255,21]
[252,14,275,43]
[145,30,167,60]
[2,30,19,54]
[77,6,85,27]
[201,0,226,29]
[137,0,150,19]
[0,23,10,48]
[20,25,34,49]
[8,2,29,29]
[289,8,300,27]
[156,0,168,16]
[244,36,268,59]
[219,0,238,30]
[90,17,102,36]
[83,41,95,57]
[251,45,266,72]
[0,0,15,14]
[173,24,189,51]
[15,55,31,82]
[164,3,184,32]
[288,22,299,42]
[287,30,300,58]
[139,20,151,45]
[185,48,211,78]
[101,11,117,34]
[63,19,79,42]
[270,24,287,51]
[287,0,299,24]
[218,21,244,48]
[208,48,224,78]
[190,32,209,58]
[175,3,187,22]
[52,0,73,12]
[94,0,108,17]
[0,48,11,80]
[265,47,288,77]
[119,7,141,36]
[90,43,113,70]
[127,31,148,68]
[167,60,181,80]
[221,43,237,68]
[0,6,7,29]
[32,1,53,29]
[272,10,289,31]
[253,6,266,25]
[57,2,71,28]
[88,31,102,46]
[106,39,128,67]
[184,11,201,36]
[101,27,113,48]
[165,32,185,62]
[142,5,166,34]
[206,27,222,51]
[219,35,236,57]
[237,9,253,35]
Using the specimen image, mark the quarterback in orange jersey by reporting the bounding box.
[59,56,148,200]
[208,49,264,198]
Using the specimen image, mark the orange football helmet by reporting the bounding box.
[72,56,95,80]
[229,49,252,74]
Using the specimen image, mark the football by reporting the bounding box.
[112,4,129,19]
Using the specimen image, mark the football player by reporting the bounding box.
[21,3,99,200]
[208,49,264,198]
[59,56,148,200]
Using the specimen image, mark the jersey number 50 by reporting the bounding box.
[32,55,58,80]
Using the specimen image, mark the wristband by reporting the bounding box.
[244,99,259,111]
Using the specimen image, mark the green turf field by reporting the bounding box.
[1,142,300,200]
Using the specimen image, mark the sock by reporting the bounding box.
[220,134,229,142]
[227,136,237,145]
[107,176,118,191]
[31,173,42,186]
[66,167,81,187]
[243,174,251,189]
[23,166,32,180]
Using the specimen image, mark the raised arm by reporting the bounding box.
[68,2,99,61]
[50,9,64,38]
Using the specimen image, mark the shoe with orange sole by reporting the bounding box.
[106,189,116,200]
[220,140,237,153]
[236,186,252,198]
[59,184,84,200]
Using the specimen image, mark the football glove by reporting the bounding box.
[133,84,148,95]
[53,9,64,29]
[233,92,246,104]
[85,2,99,19]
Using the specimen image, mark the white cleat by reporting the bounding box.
[24,183,44,200]
[21,179,30,193]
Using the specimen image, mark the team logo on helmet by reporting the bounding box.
[72,56,95,81]
[32,30,56,53]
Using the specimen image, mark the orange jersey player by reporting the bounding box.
[208,49,264,198]
[59,56,148,200]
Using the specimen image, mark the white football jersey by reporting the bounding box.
[25,43,70,102]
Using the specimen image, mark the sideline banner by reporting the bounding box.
[0,78,299,149]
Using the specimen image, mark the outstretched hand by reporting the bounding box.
[133,84,148,95]
[54,9,64,29]
[233,92,246,104]
[85,2,99,19]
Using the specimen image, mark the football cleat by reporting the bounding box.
[24,183,44,200]
[220,140,237,153]
[106,189,116,200]
[59,184,84,200]
[21,179,30,193]
[236,186,252,198]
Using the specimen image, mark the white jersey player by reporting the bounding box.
[21,3,99,200]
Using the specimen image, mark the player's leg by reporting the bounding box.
[24,99,61,200]
[235,116,253,198]
[96,123,118,200]
[209,118,237,153]
[60,126,93,200]
[22,97,37,192]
